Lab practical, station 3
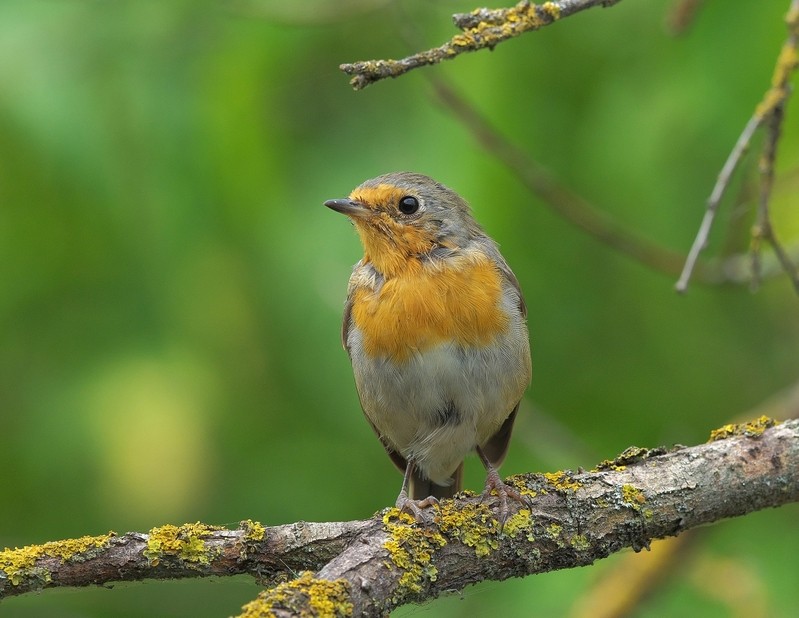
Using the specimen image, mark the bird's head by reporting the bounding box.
[325,172,483,276]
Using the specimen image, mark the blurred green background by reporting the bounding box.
[1,0,798,616]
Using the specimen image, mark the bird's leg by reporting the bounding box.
[476,445,527,527]
[395,460,438,521]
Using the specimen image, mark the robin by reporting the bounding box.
[325,172,532,520]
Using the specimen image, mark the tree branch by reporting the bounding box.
[676,0,799,293]
[338,1,799,293]
[751,93,799,293]
[2,418,797,617]
[339,0,624,90]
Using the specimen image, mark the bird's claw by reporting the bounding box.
[395,493,439,522]
[480,468,528,530]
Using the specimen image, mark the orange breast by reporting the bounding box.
[351,255,509,362]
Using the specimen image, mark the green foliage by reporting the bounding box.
[1,1,797,616]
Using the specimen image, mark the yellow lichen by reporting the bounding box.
[543,470,583,492]
[381,493,540,595]
[541,2,561,19]
[756,43,798,118]
[241,519,266,542]
[617,446,651,463]
[144,522,222,567]
[570,534,590,551]
[503,509,535,542]
[437,501,499,558]
[465,1,559,41]
[237,519,268,563]
[381,496,510,596]
[621,484,646,510]
[508,474,538,498]
[451,33,475,48]
[708,416,779,442]
[382,508,447,594]
[238,571,353,618]
[546,523,564,547]
[0,532,114,586]
[592,460,625,472]
[593,445,663,472]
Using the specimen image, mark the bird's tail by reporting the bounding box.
[408,463,463,500]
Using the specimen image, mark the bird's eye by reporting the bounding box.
[398,195,419,215]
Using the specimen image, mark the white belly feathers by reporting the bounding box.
[347,322,529,485]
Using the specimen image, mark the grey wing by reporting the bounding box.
[366,414,409,474]
[496,253,527,319]
[341,294,353,355]
[480,402,519,467]
[502,263,527,318]
[340,261,364,356]
[479,240,529,467]
[481,237,527,318]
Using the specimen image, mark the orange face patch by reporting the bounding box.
[351,255,509,361]
[349,184,407,212]
[348,184,437,276]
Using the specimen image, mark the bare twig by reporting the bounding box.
[753,45,799,293]
[711,242,799,285]
[339,0,624,90]
[676,0,799,293]
[675,115,762,292]
[751,100,799,292]
[2,419,797,617]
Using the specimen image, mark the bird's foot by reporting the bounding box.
[480,467,528,530]
[395,491,439,522]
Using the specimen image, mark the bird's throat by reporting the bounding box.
[353,217,435,278]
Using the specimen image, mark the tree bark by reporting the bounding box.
[1,418,797,617]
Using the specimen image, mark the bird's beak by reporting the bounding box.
[324,198,370,218]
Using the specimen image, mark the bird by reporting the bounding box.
[325,172,532,520]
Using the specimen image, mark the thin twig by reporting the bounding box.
[676,0,799,293]
[339,0,623,90]
[675,115,762,292]
[752,6,799,293]
[755,101,799,292]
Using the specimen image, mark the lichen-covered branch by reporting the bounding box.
[339,0,623,90]
[676,0,799,293]
[0,519,372,600]
[240,417,798,616]
[2,418,797,617]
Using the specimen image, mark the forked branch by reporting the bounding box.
[676,0,799,293]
